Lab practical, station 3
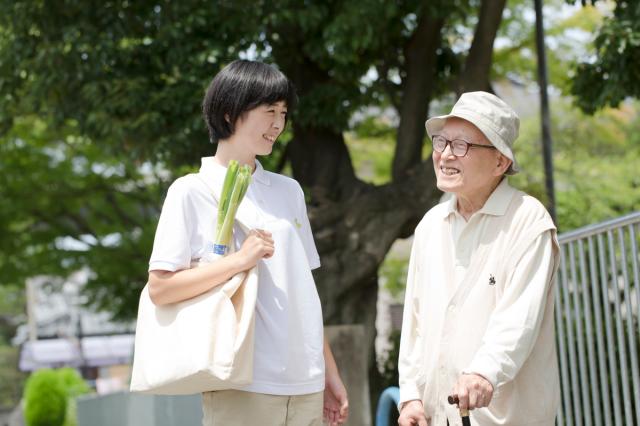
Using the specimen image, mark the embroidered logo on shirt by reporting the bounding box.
[489,274,496,286]
[294,218,302,229]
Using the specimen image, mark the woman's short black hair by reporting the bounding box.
[202,60,297,143]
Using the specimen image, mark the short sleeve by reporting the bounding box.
[294,184,321,270]
[148,178,194,272]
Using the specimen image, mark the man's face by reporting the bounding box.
[431,117,508,197]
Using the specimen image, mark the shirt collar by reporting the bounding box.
[443,194,458,219]
[442,178,514,219]
[477,178,513,216]
[252,159,270,185]
[199,157,271,186]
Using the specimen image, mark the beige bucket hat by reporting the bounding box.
[425,91,520,175]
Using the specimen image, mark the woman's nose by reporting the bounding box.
[273,114,285,130]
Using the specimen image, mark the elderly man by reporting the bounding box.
[397,91,560,426]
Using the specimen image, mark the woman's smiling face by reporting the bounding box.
[232,101,288,157]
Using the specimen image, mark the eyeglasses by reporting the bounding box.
[431,135,496,157]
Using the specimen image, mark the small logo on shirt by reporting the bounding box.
[294,218,302,229]
[489,274,496,286]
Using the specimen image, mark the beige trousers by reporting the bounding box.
[202,389,323,426]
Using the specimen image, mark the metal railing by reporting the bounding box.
[375,386,400,426]
[555,211,640,426]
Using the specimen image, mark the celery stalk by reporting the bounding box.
[237,165,252,200]
[215,160,239,240]
[215,165,252,250]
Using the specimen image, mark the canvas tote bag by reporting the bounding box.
[130,178,258,395]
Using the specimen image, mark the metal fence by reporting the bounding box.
[555,211,640,426]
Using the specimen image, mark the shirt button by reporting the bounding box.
[448,305,456,312]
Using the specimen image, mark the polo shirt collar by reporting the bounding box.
[252,159,271,185]
[443,194,458,219]
[442,178,514,219]
[199,157,271,187]
[478,178,514,216]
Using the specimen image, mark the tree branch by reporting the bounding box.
[312,157,440,319]
[104,192,142,228]
[456,0,508,95]
[391,3,444,181]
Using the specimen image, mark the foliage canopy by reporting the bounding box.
[1,4,638,399]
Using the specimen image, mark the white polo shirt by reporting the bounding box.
[149,157,325,395]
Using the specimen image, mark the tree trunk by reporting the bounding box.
[280,0,508,407]
[277,50,367,201]
[392,9,444,181]
[457,0,508,95]
[289,125,366,201]
[308,158,441,398]
[310,161,439,321]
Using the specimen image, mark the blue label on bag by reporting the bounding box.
[213,244,228,255]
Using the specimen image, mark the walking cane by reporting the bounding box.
[447,395,471,426]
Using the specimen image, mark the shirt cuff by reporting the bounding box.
[464,354,501,390]
[398,382,422,411]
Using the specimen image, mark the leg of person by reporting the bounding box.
[202,389,288,426]
[284,391,323,426]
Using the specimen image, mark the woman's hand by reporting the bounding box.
[323,372,349,425]
[234,229,274,270]
[322,337,349,425]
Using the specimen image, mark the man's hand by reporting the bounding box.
[451,373,493,410]
[398,399,428,426]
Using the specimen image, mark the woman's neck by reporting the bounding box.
[213,140,256,171]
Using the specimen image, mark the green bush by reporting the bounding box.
[23,368,91,426]
[58,368,91,426]
[23,369,67,426]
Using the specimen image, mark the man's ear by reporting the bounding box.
[495,153,512,176]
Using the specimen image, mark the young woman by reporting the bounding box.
[147,60,349,426]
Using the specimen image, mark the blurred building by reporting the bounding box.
[14,269,135,394]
